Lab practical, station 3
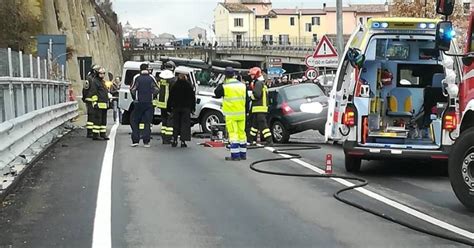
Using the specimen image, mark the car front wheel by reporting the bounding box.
[200,110,224,133]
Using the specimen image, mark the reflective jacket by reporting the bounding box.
[251,77,268,113]
[90,76,109,109]
[156,78,174,108]
[83,72,95,103]
[215,78,246,121]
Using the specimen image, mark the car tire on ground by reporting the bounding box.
[345,154,361,172]
[200,110,224,133]
[318,129,325,136]
[272,120,290,143]
[449,127,474,211]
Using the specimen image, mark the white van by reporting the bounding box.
[326,18,463,172]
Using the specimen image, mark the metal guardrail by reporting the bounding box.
[0,102,78,171]
[0,47,78,173]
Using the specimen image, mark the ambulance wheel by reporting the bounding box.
[449,127,474,211]
[345,155,361,173]
[201,110,224,134]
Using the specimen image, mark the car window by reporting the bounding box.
[124,70,139,86]
[283,84,324,101]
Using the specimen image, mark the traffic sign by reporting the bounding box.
[268,67,286,78]
[305,68,318,80]
[305,35,339,68]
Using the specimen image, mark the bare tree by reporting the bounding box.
[390,0,468,50]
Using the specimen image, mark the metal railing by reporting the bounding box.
[0,48,70,123]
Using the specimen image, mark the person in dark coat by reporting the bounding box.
[167,73,195,148]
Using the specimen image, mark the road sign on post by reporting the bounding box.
[305,35,339,68]
[267,57,285,78]
[305,68,318,80]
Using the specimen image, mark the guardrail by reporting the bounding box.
[0,47,78,174]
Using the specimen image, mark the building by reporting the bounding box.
[188,27,207,42]
[214,2,256,46]
[214,1,389,47]
[156,33,176,45]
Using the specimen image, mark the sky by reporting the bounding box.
[112,0,386,38]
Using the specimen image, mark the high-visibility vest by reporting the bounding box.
[157,79,169,108]
[222,79,246,121]
[251,81,268,113]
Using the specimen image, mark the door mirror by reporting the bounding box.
[436,0,455,16]
[462,54,474,66]
[435,21,455,51]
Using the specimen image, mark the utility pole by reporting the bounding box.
[336,0,344,60]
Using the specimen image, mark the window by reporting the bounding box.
[279,35,289,45]
[397,64,444,88]
[464,2,470,15]
[265,18,270,30]
[124,70,139,86]
[359,17,364,25]
[305,23,312,32]
[234,18,243,27]
[262,35,273,45]
[312,17,320,26]
[290,17,295,26]
[283,84,324,101]
[313,34,318,42]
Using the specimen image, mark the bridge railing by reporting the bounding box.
[0,48,78,173]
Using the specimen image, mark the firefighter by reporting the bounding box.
[214,67,247,161]
[157,69,175,144]
[130,63,159,147]
[248,67,273,146]
[90,67,110,140]
[82,64,100,138]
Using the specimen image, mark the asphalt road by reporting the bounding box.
[0,125,473,248]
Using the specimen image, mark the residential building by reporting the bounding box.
[188,27,207,42]
[214,2,256,46]
[156,33,176,45]
[214,1,389,47]
[352,3,389,25]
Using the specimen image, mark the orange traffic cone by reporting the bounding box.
[325,154,333,175]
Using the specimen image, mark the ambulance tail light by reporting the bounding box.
[443,110,457,131]
[281,102,294,115]
[343,106,356,127]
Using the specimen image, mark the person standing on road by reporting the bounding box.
[90,67,110,140]
[130,63,159,148]
[248,67,273,146]
[214,67,247,161]
[110,76,121,123]
[167,72,195,148]
[82,64,100,138]
[157,69,175,144]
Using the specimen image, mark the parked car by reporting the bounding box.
[267,83,329,143]
[118,61,224,133]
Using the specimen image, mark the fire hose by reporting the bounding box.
[248,143,474,246]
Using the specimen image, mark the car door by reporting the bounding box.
[325,25,366,142]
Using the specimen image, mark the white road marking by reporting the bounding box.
[92,123,119,248]
[264,147,474,241]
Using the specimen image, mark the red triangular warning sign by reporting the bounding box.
[313,35,338,58]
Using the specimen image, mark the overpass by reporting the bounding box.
[123,44,317,68]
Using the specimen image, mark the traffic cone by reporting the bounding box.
[325,154,333,174]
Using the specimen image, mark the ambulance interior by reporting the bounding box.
[357,36,448,147]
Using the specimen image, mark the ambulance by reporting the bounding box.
[325,17,463,172]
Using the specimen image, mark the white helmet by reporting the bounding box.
[160,70,174,80]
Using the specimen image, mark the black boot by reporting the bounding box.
[87,129,93,138]
[266,137,274,147]
[162,136,171,145]
[93,133,100,140]
[171,138,178,147]
[181,141,187,148]
[100,133,110,140]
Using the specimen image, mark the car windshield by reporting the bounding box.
[283,84,324,101]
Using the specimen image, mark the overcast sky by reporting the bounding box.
[112,0,386,38]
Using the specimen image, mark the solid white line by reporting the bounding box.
[92,123,119,248]
[264,147,474,241]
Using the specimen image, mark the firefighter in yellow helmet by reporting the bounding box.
[248,67,273,146]
[214,67,248,161]
[90,67,110,140]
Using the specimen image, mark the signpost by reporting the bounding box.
[267,57,286,78]
[305,35,338,82]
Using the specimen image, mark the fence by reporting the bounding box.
[0,48,69,123]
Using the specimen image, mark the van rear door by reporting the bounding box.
[325,25,366,142]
